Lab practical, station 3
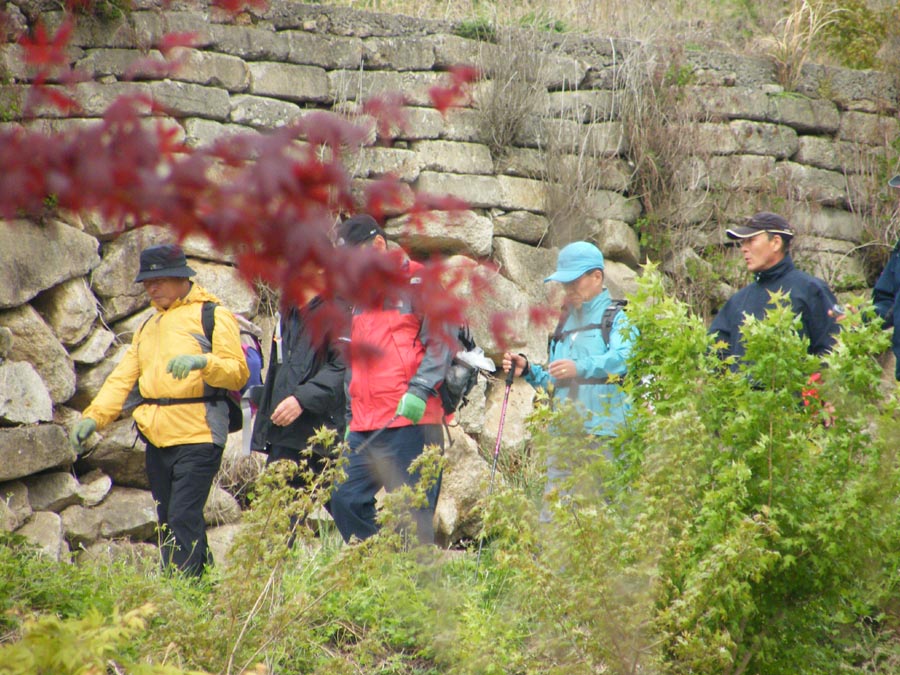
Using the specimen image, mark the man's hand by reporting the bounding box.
[69,418,97,453]
[271,395,302,426]
[547,359,578,380]
[501,352,528,377]
[166,355,207,379]
[396,392,426,424]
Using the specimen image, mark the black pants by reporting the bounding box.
[265,443,331,493]
[145,441,223,577]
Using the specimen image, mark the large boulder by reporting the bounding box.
[69,327,116,365]
[0,219,100,309]
[23,471,81,512]
[0,304,76,404]
[61,486,157,548]
[434,431,491,543]
[0,361,53,424]
[0,480,31,527]
[70,343,130,410]
[191,260,259,317]
[75,417,149,489]
[32,277,98,346]
[386,210,493,258]
[204,485,242,526]
[480,378,536,454]
[0,425,74,483]
[17,511,70,561]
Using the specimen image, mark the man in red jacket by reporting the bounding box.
[330,214,451,545]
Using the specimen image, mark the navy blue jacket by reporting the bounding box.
[873,241,900,380]
[710,255,840,365]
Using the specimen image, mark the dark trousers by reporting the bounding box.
[330,424,443,545]
[145,441,223,577]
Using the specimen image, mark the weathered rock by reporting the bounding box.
[386,210,493,258]
[351,146,423,181]
[32,277,98,347]
[17,511,69,561]
[0,425,74,482]
[204,485,242,526]
[91,226,170,322]
[434,431,491,543]
[70,343,129,411]
[492,211,550,245]
[207,522,243,568]
[75,417,148,489]
[0,480,31,527]
[69,327,115,365]
[492,237,559,307]
[0,304,75,404]
[110,307,155,346]
[603,261,641,299]
[0,327,11,359]
[183,118,259,148]
[78,539,159,569]
[0,361,53,424]
[766,94,841,134]
[774,162,849,208]
[229,93,304,128]
[191,260,259,317]
[76,469,113,507]
[417,171,502,209]
[249,61,330,103]
[0,500,16,532]
[544,89,617,122]
[328,69,443,107]
[412,140,493,175]
[481,378,536,454]
[362,35,435,71]
[445,256,549,362]
[23,471,80,512]
[92,487,158,542]
[838,110,900,146]
[0,219,100,309]
[286,31,364,69]
[591,219,641,269]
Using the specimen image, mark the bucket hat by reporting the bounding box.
[134,244,196,282]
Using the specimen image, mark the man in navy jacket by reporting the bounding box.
[710,212,841,365]
[873,175,900,380]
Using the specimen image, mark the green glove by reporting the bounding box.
[166,354,207,380]
[69,418,97,452]
[395,392,426,424]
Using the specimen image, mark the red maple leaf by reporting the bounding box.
[19,19,73,69]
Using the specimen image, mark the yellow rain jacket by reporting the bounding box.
[83,283,250,448]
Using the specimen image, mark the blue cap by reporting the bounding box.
[544,242,605,283]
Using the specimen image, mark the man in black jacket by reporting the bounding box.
[250,269,348,516]
[710,212,841,365]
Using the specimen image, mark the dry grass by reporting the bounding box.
[329,0,787,49]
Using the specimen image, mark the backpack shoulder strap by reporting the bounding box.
[600,299,627,347]
[201,301,217,345]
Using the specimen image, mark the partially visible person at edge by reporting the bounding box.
[250,263,348,536]
[873,174,900,381]
[709,211,841,366]
[329,214,452,545]
[502,241,633,523]
[69,244,249,577]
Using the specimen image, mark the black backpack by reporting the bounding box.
[440,324,484,416]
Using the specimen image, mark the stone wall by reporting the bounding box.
[1,0,898,560]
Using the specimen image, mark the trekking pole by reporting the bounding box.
[475,364,516,580]
[349,414,400,455]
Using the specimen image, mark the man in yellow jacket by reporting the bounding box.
[70,244,249,576]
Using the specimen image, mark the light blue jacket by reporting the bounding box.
[525,289,632,437]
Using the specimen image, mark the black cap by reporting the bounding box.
[134,244,196,282]
[889,175,900,188]
[726,212,794,240]
[335,214,385,247]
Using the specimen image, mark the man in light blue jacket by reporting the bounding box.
[503,241,632,521]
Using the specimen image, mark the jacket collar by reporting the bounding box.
[754,255,794,284]
[572,288,611,318]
